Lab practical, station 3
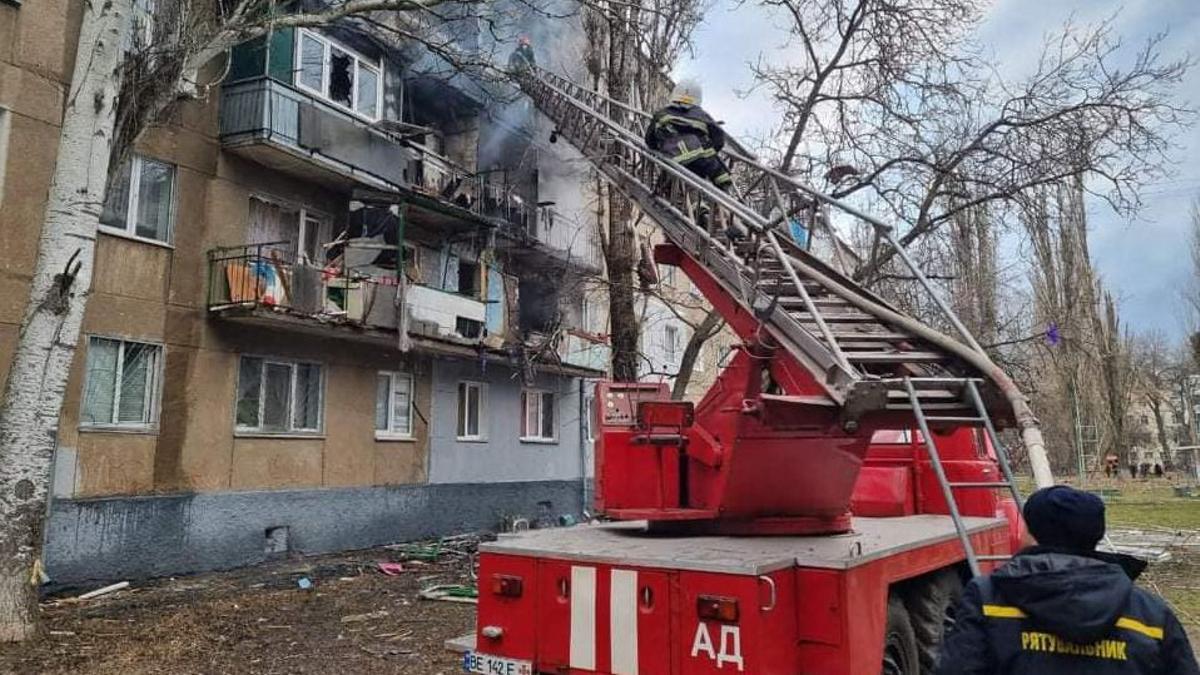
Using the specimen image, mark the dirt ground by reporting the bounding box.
[2,481,1198,674]
[0,540,479,675]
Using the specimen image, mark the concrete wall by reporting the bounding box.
[45,479,583,585]
[428,359,585,484]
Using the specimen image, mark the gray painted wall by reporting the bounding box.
[45,480,583,586]
[428,360,585,484]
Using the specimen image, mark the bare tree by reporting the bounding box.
[582,0,707,381]
[0,0,544,643]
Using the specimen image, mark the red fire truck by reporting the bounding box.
[457,67,1049,674]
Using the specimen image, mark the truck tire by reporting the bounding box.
[903,568,963,674]
[882,593,920,675]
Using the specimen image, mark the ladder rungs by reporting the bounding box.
[948,481,1013,489]
[848,351,948,363]
[976,555,1012,561]
[925,416,985,423]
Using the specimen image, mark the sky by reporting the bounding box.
[675,0,1200,342]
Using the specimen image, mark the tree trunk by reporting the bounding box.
[608,199,640,381]
[671,311,722,399]
[0,0,132,642]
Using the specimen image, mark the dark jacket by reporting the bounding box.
[644,103,725,163]
[937,547,1198,674]
[508,44,535,71]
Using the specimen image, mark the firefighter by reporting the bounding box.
[509,36,536,73]
[644,79,732,193]
[937,485,1198,674]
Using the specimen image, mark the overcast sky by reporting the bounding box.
[675,0,1200,342]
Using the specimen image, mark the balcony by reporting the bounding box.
[220,77,411,191]
[205,243,605,377]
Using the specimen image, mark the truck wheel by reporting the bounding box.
[882,594,919,675]
[903,568,963,673]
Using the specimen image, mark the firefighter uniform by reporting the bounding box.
[937,485,1198,674]
[644,101,732,191]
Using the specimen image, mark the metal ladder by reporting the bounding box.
[904,377,1025,576]
[517,66,1008,419]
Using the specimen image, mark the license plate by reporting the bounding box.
[462,651,534,675]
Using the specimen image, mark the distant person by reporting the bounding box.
[937,485,1198,674]
[509,36,536,73]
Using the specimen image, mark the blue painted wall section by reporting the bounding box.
[45,480,583,586]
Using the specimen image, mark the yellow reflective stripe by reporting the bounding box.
[674,148,716,162]
[982,604,1027,619]
[657,114,709,133]
[1115,617,1164,640]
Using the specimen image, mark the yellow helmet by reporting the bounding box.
[670,79,702,106]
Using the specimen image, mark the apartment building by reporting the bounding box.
[1,3,607,583]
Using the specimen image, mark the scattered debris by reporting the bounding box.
[74,581,130,601]
[419,584,478,604]
[297,577,313,590]
[340,610,390,624]
[377,562,405,576]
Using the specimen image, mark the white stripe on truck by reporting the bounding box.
[610,569,639,675]
[570,566,597,670]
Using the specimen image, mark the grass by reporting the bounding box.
[1106,501,1200,531]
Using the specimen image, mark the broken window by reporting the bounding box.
[457,381,487,440]
[81,337,162,428]
[521,390,556,442]
[236,356,324,434]
[457,259,479,298]
[294,29,383,120]
[248,197,329,262]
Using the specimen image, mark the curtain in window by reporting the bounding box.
[392,376,411,435]
[248,198,299,255]
[261,363,291,431]
[375,375,390,431]
[293,364,322,430]
[236,357,263,427]
[117,342,154,423]
[82,339,120,424]
[299,33,324,91]
[100,160,133,228]
[135,159,174,241]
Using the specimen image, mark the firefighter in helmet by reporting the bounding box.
[644,79,732,192]
[509,35,536,73]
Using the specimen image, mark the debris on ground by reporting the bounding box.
[69,581,130,602]
[419,584,479,604]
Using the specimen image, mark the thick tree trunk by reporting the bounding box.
[671,311,721,399]
[0,0,131,642]
[608,198,640,381]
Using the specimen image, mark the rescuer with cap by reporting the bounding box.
[509,35,536,73]
[644,79,732,193]
[937,485,1198,674]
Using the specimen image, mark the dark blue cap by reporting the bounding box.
[1023,485,1106,552]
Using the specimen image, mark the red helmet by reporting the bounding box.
[518,35,531,46]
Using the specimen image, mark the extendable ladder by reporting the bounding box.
[905,377,1025,576]
[516,63,1052,495]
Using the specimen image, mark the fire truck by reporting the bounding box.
[459,67,1053,674]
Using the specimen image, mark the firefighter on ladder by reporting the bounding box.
[644,80,740,240]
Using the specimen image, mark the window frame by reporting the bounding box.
[456,380,488,442]
[234,355,325,436]
[99,153,177,246]
[664,324,680,363]
[520,388,557,443]
[79,335,164,432]
[293,28,385,122]
[375,371,415,440]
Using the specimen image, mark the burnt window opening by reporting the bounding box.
[518,278,560,334]
[456,317,484,339]
[329,47,354,108]
[457,259,479,298]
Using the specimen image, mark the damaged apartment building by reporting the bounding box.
[0,3,608,583]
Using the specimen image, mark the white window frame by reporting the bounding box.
[80,336,163,431]
[376,371,415,440]
[99,153,177,246]
[664,324,680,363]
[248,193,330,262]
[456,380,488,442]
[235,356,325,435]
[294,28,384,122]
[520,389,557,443]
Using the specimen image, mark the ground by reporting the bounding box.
[2,479,1197,674]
